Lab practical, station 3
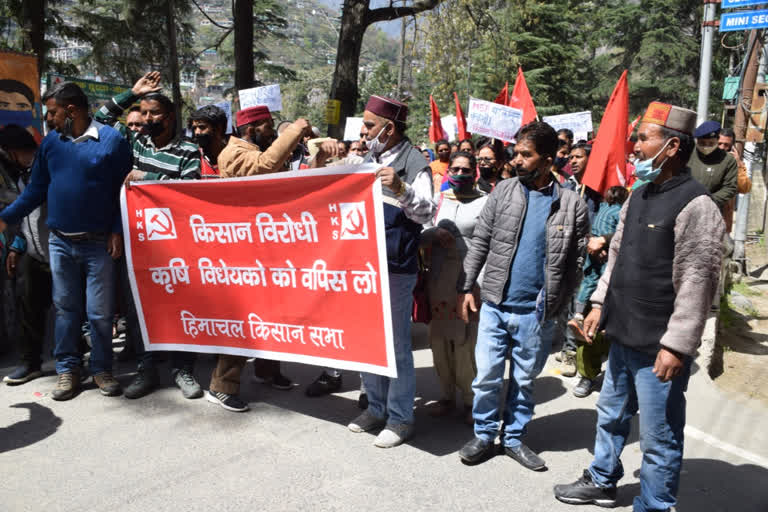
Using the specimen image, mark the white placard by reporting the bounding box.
[466,97,522,143]
[238,84,283,113]
[440,115,458,142]
[542,111,593,140]
[343,117,364,141]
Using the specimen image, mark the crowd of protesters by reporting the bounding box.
[0,70,741,511]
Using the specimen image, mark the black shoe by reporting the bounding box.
[504,443,547,471]
[206,390,249,412]
[305,371,342,397]
[3,364,43,385]
[573,376,594,398]
[554,469,617,507]
[459,437,495,464]
[358,392,368,409]
[124,367,159,399]
[270,373,294,391]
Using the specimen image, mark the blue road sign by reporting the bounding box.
[722,0,768,9]
[721,9,768,31]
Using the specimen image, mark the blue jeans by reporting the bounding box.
[589,343,691,512]
[49,233,115,375]
[472,303,555,448]
[361,272,417,426]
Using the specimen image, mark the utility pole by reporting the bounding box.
[732,30,763,267]
[696,0,718,125]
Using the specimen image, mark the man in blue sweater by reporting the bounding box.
[457,122,590,470]
[0,82,131,400]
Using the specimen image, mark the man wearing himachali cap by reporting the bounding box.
[346,95,434,448]
[554,102,725,511]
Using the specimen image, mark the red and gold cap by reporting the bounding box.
[641,102,696,135]
[236,105,271,127]
[364,95,408,122]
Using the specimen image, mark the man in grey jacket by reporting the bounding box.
[554,102,724,511]
[457,122,590,470]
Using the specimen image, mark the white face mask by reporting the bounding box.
[697,142,717,156]
[368,123,391,154]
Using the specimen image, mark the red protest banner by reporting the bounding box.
[120,165,396,377]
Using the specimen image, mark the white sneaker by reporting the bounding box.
[374,423,414,448]
[348,410,386,433]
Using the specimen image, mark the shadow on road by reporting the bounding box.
[647,458,768,511]
[0,402,62,454]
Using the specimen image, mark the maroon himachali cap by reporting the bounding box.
[365,95,408,123]
[236,105,271,127]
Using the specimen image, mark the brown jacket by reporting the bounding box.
[218,124,304,177]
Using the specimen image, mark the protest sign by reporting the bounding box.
[1,52,43,143]
[121,165,396,377]
[343,117,364,141]
[238,84,282,112]
[543,111,593,141]
[466,97,522,143]
[441,115,458,142]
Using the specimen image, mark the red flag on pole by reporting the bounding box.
[581,70,630,196]
[493,82,509,105]
[627,114,641,139]
[454,92,468,140]
[508,67,538,126]
[429,95,448,143]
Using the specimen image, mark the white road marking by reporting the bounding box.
[685,425,768,469]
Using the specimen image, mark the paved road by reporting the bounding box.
[1,325,767,512]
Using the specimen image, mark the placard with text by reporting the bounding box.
[121,165,396,377]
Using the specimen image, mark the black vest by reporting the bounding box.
[365,140,430,274]
[601,173,708,353]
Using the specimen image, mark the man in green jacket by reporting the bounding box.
[687,120,737,211]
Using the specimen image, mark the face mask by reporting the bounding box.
[634,139,671,182]
[446,173,475,194]
[554,156,568,170]
[697,142,717,156]
[145,117,166,137]
[479,166,496,180]
[516,165,543,188]
[0,110,34,128]
[368,124,391,154]
[195,132,213,149]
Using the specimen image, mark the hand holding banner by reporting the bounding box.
[466,97,522,143]
[121,165,396,377]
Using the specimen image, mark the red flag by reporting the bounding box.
[582,70,630,195]
[493,82,509,105]
[454,92,468,140]
[429,95,448,143]
[627,114,641,139]
[508,67,538,126]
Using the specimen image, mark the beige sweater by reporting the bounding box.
[591,194,725,356]
[218,124,304,177]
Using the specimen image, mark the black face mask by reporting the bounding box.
[58,116,74,140]
[195,132,213,149]
[515,165,543,188]
[145,117,166,138]
[479,166,496,180]
[554,156,568,170]
[251,132,275,151]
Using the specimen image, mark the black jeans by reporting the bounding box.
[17,256,52,367]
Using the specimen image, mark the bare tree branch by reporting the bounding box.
[194,26,233,58]
[189,0,232,30]
[365,0,444,26]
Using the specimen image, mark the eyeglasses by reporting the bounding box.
[477,157,495,163]
[449,167,473,174]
